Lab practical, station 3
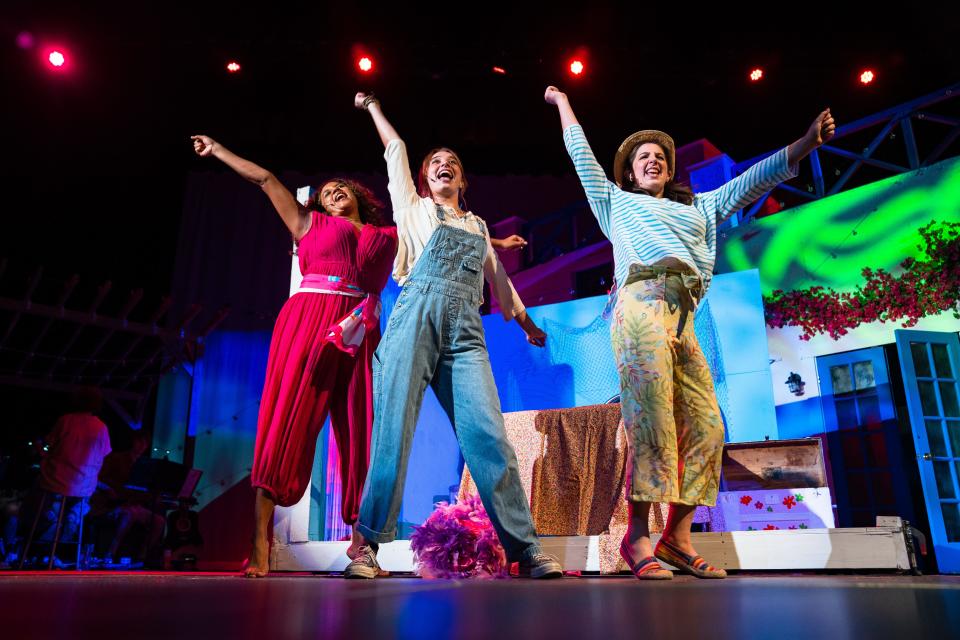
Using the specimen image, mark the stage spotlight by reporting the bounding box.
[860,69,875,85]
[749,68,763,82]
[492,66,506,75]
[358,56,373,73]
[46,50,66,69]
[226,61,241,73]
[569,59,585,76]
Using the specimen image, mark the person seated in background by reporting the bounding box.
[19,387,112,557]
[89,430,165,565]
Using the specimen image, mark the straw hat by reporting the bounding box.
[613,130,676,188]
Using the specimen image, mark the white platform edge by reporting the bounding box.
[273,527,911,572]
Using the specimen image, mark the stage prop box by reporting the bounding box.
[718,438,835,531]
[459,404,682,573]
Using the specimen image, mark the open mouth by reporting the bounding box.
[334,192,347,202]
[437,169,454,180]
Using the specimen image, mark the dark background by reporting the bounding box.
[1,1,958,444]
[4,2,958,291]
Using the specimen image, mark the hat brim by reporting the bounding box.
[613,130,676,188]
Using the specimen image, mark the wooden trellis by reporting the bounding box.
[0,258,228,427]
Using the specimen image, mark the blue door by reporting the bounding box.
[895,330,960,573]
[816,347,912,528]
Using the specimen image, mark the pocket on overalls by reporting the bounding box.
[461,257,481,274]
[431,237,460,263]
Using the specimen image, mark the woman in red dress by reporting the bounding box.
[192,135,397,577]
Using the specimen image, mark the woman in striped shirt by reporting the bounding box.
[544,85,835,579]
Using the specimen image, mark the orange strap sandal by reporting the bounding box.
[654,539,727,579]
[619,538,673,580]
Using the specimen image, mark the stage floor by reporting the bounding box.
[2,572,958,639]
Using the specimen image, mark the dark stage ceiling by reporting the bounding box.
[2,1,958,292]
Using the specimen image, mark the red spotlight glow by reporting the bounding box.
[16,31,35,50]
[358,56,373,73]
[860,69,875,85]
[749,68,763,81]
[48,50,66,68]
[569,59,585,76]
[492,66,506,75]
[226,61,241,73]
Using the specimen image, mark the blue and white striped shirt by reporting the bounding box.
[563,124,797,294]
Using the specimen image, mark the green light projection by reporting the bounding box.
[716,156,960,295]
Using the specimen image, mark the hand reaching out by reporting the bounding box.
[524,325,547,347]
[516,310,547,348]
[494,234,528,252]
[804,108,836,148]
[544,85,568,105]
[191,135,218,157]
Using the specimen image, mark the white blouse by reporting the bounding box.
[384,138,524,320]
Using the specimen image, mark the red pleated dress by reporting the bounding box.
[251,211,397,524]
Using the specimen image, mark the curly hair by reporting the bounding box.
[622,144,695,206]
[306,178,388,226]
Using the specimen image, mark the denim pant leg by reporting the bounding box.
[356,286,443,544]
[431,307,543,563]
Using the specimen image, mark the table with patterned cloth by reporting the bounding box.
[458,404,690,574]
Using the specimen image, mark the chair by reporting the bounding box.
[17,491,87,570]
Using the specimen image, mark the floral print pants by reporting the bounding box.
[610,270,724,506]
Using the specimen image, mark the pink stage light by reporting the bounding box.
[749,68,763,81]
[492,66,506,75]
[48,50,66,68]
[16,31,35,50]
[569,59,585,76]
[226,61,241,73]
[860,69,875,85]
[358,56,373,73]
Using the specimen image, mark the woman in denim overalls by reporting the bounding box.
[344,93,562,579]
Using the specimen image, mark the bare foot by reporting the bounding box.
[244,536,269,578]
[659,535,697,557]
[626,536,655,560]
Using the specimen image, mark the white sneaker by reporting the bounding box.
[343,545,380,579]
[517,553,563,579]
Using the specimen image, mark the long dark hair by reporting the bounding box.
[306,178,387,226]
[622,145,695,205]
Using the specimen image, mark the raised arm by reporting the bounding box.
[544,85,581,131]
[787,108,835,165]
[697,109,836,222]
[191,135,308,240]
[354,92,400,148]
[354,93,419,212]
[543,86,613,238]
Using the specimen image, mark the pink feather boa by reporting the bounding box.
[408,494,509,579]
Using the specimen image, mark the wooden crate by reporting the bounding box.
[718,438,836,531]
[722,438,829,491]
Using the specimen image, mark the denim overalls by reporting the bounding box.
[356,205,543,562]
